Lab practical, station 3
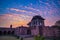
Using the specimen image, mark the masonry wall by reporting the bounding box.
[15,27,28,36]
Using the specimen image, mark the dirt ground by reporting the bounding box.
[0,36,34,40]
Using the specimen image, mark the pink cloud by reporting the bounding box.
[0,13,32,28]
[24,6,40,11]
[7,8,37,15]
[9,8,26,12]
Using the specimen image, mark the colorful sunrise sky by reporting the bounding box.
[0,0,60,28]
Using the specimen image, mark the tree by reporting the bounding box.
[21,37,23,40]
[34,35,44,40]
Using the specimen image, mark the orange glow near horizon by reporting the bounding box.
[0,13,59,28]
[12,20,29,27]
[0,14,31,28]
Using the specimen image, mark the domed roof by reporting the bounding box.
[27,15,45,25]
[32,15,45,20]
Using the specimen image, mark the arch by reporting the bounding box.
[27,29,31,35]
[0,31,2,35]
[3,31,7,35]
[11,31,14,35]
[39,27,43,36]
[8,31,11,35]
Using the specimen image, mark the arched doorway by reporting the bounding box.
[8,31,11,35]
[3,31,7,35]
[0,31,2,35]
[11,31,14,35]
[27,29,31,35]
[39,27,43,36]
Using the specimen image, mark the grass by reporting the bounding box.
[0,36,20,40]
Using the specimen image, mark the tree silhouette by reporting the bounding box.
[34,35,44,40]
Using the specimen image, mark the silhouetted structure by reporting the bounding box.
[0,15,60,40]
[10,24,12,29]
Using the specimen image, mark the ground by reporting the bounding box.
[0,36,34,40]
[0,36,20,40]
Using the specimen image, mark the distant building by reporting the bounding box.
[55,20,60,26]
[0,15,60,40]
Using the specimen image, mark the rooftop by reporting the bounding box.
[31,15,45,20]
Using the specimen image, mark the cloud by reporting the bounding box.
[0,13,32,28]
[9,5,59,17]
[24,6,40,11]
[7,8,39,16]
[8,8,26,12]
[45,16,60,26]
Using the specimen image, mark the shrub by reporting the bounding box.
[34,35,44,40]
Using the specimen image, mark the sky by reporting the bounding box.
[0,0,60,28]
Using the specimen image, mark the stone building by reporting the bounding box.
[0,15,60,40]
[28,15,60,40]
[0,25,15,35]
[27,15,45,36]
